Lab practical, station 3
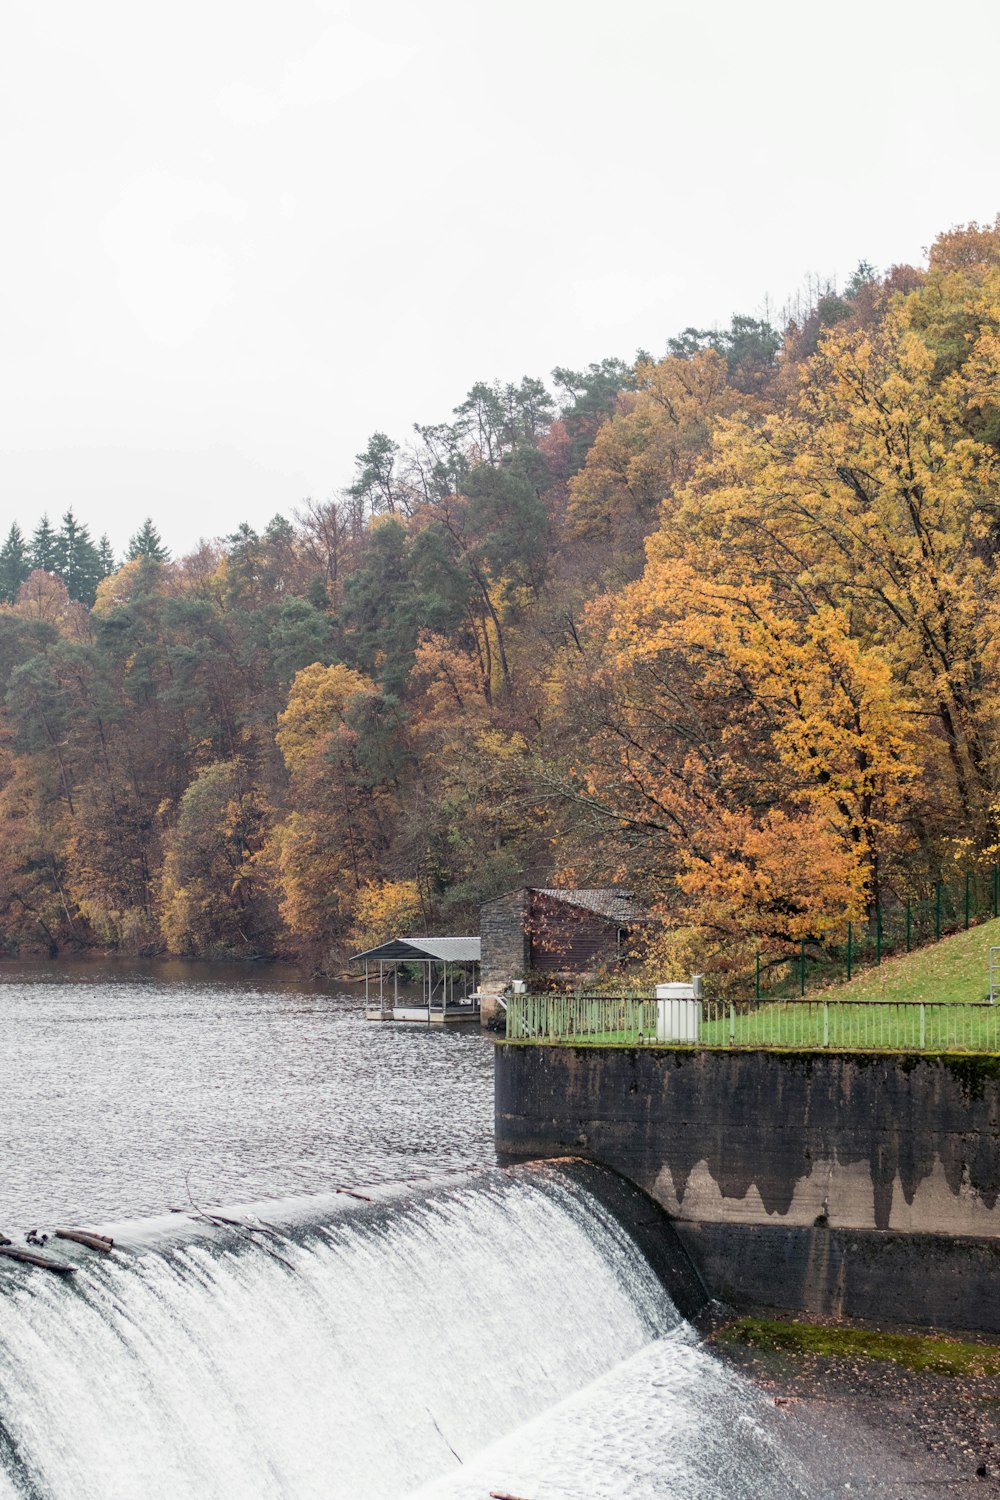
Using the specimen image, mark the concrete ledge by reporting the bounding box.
[675,1220,1000,1332]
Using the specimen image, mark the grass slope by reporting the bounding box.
[818,917,1000,1004]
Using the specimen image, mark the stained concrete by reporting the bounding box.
[496,1044,1000,1330]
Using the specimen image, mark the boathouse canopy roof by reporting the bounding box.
[351,936,481,963]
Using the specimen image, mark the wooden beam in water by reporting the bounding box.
[54,1229,114,1253]
[0,1246,76,1275]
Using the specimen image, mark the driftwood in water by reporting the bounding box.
[193,1212,285,1241]
[179,1173,296,1271]
[54,1229,114,1253]
[336,1187,373,1202]
[169,1205,285,1243]
[0,1246,76,1275]
[489,1491,533,1499]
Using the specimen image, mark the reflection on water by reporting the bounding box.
[0,958,494,1227]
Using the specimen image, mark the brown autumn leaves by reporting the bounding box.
[2,220,1000,978]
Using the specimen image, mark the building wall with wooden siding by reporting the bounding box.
[480,888,636,993]
[526,891,624,976]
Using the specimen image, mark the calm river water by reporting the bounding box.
[0,958,494,1228]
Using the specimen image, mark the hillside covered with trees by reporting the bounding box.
[3,218,1000,982]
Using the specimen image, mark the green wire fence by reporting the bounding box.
[744,866,1000,1004]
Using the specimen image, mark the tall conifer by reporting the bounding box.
[29,513,58,573]
[54,508,102,606]
[97,534,116,578]
[126,518,169,563]
[0,523,29,602]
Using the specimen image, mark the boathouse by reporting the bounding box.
[480,888,646,996]
[353,936,481,1023]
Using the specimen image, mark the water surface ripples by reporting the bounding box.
[0,958,494,1227]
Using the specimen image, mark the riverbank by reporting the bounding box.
[712,1315,1000,1494]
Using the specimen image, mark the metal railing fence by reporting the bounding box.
[740,866,1000,1005]
[505,993,1000,1053]
[507,993,656,1043]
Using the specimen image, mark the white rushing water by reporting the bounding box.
[0,1169,682,1500]
[411,1335,812,1500]
[0,1166,889,1500]
[0,970,918,1498]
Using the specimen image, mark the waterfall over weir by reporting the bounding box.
[0,1164,832,1500]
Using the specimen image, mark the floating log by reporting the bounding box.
[170,1206,283,1241]
[336,1187,373,1202]
[489,1491,533,1499]
[0,1246,76,1275]
[54,1229,114,1253]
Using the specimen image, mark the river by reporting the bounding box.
[0,959,494,1227]
[0,960,915,1497]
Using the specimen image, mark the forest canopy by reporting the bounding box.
[4,218,1000,981]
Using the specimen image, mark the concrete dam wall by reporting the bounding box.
[495,1044,1000,1331]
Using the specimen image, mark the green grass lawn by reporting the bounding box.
[512,1002,1000,1050]
[815,916,1000,1003]
[696,1000,1000,1051]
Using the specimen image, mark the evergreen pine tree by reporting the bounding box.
[53,508,102,606]
[126,517,169,563]
[97,534,116,578]
[29,513,58,573]
[264,514,294,546]
[0,523,29,603]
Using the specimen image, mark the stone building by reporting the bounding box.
[479,888,645,1008]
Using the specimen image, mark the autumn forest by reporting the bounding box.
[4,219,1000,982]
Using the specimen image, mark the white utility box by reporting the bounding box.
[654,977,703,1043]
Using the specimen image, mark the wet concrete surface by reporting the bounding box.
[714,1329,1000,1496]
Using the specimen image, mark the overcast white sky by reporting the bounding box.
[3,0,999,556]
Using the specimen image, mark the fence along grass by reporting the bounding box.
[752,868,1000,1003]
[504,872,1000,1051]
[504,994,1000,1052]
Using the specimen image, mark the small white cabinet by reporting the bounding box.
[654,979,702,1043]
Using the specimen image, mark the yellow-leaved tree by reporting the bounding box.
[565,349,737,541]
[549,234,1000,980]
[159,760,276,955]
[348,879,423,953]
[272,661,388,961]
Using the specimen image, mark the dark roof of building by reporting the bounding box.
[351,936,481,963]
[534,888,646,924]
